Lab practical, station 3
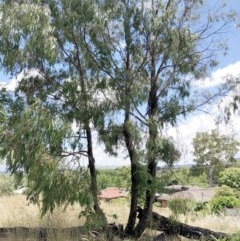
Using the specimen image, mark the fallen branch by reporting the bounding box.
[137,207,233,241]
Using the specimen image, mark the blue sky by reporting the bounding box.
[218,0,240,68]
[0,1,240,169]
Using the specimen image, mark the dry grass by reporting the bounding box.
[0,195,85,228]
[186,215,240,233]
[0,194,240,240]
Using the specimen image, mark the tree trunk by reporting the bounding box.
[208,165,214,187]
[86,124,107,224]
[133,52,158,238]
[123,111,139,236]
[123,161,139,236]
[133,160,157,238]
[122,11,140,235]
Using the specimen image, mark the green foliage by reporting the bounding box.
[0,100,93,215]
[97,170,114,190]
[215,185,240,200]
[97,167,131,190]
[149,137,181,166]
[192,202,210,215]
[81,210,107,230]
[0,174,14,195]
[114,166,131,189]
[210,186,240,214]
[28,168,92,216]
[210,195,240,214]
[219,167,240,190]
[169,197,211,218]
[0,0,237,233]
[168,198,194,217]
[192,130,239,186]
[0,100,71,172]
[222,233,240,241]
[159,167,208,189]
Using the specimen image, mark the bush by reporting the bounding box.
[168,198,194,216]
[219,168,240,190]
[210,195,240,214]
[193,201,210,215]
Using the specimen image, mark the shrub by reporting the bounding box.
[219,168,240,190]
[193,201,210,215]
[168,198,194,216]
[210,195,240,214]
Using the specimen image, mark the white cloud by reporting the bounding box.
[213,61,240,80]
[194,61,240,89]
[0,69,41,91]
[165,114,216,163]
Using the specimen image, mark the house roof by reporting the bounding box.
[155,193,170,201]
[169,188,217,202]
[98,187,128,200]
[165,185,202,191]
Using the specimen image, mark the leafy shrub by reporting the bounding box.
[210,186,240,214]
[193,201,210,215]
[168,198,194,216]
[219,168,240,190]
[210,195,240,214]
[216,185,235,196]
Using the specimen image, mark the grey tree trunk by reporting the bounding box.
[208,165,214,187]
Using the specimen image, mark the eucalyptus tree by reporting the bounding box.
[0,0,237,238]
[192,130,239,187]
[0,0,108,223]
[85,0,237,237]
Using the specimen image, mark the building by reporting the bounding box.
[169,186,217,203]
[155,193,169,208]
[98,187,128,201]
[155,185,218,207]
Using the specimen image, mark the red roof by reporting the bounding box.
[98,187,128,200]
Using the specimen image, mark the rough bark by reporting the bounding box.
[137,207,232,241]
